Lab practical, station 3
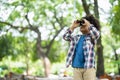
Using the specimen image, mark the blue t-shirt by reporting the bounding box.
[72,35,85,68]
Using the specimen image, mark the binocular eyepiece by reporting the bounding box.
[76,19,85,26]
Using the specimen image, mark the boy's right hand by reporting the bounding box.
[70,20,80,31]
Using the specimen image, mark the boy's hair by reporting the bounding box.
[82,14,100,31]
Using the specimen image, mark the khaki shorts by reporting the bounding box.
[73,68,96,80]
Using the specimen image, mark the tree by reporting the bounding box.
[0,0,73,77]
[93,0,104,77]
[80,0,104,77]
[109,0,120,74]
[102,30,120,74]
[109,0,120,39]
[13,36,36,75]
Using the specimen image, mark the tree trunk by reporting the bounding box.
[36,36,51,77]
[112,46,120,74]
[81,0,90,15]
[96,36,104,77]
[81,0,105,77]
[43,56,51,77]
[25,54,29,75]
[93,0,105,77]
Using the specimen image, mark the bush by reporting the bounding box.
[11,67,26,74]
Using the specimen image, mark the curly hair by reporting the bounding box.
[82,14,100,31]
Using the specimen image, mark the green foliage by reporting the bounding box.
[11,36,37,61]
[76,1,84,17]
[11,67,26,74]
[0,65,8,69]
[48,41,66,63]
[9,11,21,21]
[112,60,120,64]
[109,0,120,39]
[28,60,44,77]
[109,0,117,5]
[0,24,6,30]
[0,69,9,77]
[102,24,120,74]
[10,1,19,6]
[1,0,74,62]
[0,33,14,61]
[32,68,44,77]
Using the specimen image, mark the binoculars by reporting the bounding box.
[76,19,85,26]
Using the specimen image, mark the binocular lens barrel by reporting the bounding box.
[76,20,85,26]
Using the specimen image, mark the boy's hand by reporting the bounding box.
[82,19,91,27]
[70,20,80,31]
[80,19,91,34]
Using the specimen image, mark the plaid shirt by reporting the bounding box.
[63,24,100,68]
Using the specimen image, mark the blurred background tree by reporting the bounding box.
[0,0,73,77]
[109,0,120,74]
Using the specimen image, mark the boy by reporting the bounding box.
[63,15,100,80]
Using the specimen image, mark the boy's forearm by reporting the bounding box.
[63,28,73,41]
[69,26,75,32]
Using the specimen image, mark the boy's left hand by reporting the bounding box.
[82,19,91,27]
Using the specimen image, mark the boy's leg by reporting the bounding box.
[73,68,84,80]
[83,68,96,80]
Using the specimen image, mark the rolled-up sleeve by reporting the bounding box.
[63,29,74,41]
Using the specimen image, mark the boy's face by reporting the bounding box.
[80,19,90,34]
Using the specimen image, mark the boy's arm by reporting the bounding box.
[89,24,100,40]
[63,21,80,41]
